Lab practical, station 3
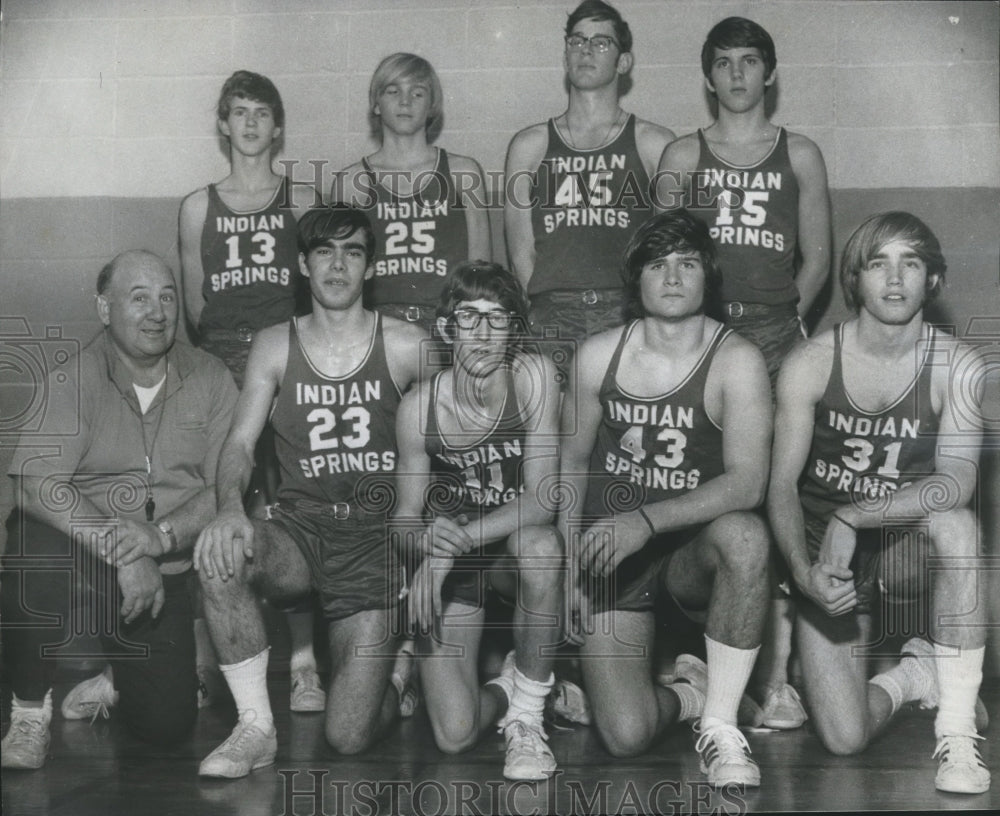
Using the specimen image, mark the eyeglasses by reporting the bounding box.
[565,34,620,53]
[452,309,514,330]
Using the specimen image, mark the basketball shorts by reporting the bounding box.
[582,522,704,616]
[269,499,402,621]
[805,513,930,614]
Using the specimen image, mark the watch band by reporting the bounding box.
[156,521,178,554]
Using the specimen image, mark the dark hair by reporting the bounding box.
[701,17,776,80]
[566,0,632,54]
[297,204,376,263]
[623,210,721,319]
[436,261,530,345]
[216,70,285,129]
[839,211,946,312]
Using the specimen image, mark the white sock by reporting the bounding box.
[869,674,904,717]
[219,648,273,732]
[702,636,759,726]
[870,647,934,715]
[667,680,705,722]
[502,663,553,728]
[934,644,984,739]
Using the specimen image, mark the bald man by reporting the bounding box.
[1,250,238,770]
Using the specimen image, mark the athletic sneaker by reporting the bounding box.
[1,704,51,770]
[673,654,765,727]
[900,638,989,731]
[199,716,277,778]
[933,735,990,794]
[760,683,808,730]
[61,666,118,723]
[289,669,325,713]
[503,719,557,781]
[390,646,419,718]
[549,677,592,725]
[694,720,761,788]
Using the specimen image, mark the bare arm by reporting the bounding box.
[468,354,561,546]
[634,118,676,203]
[837,338,984,529]
[643,337,772,530]
[788,133,832,318]
[194,325,286,578]
[767,340,857,614]
[653,135,700,214]
[451,154,492,261]
[178,188,209,331]
[503,125,547,290]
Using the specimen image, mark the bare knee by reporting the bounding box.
[928,508,977,556]
[816,723,869,757]
[430,718,479,755]
[595,713,656,758]
[515,526,563,592]
[325,722,373,756]
[707,512,770,573]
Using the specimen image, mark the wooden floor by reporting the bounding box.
[2,668,997,816]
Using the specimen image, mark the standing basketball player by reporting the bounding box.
[336,53,490,332]
[179,70,323,715]
[769,212,989,794]
[655,17,832,729]
[394,262,563,780]
[560,210,772,788]
[194,206,426,778]
[505,0,674,375]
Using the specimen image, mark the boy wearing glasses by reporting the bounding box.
[393,262,564,781]
[194,206,427,778]
[769,212,989,794]
[336,53,491,332]
[655,17,832,731]
[559,211,771,788]
[505,0,673,376]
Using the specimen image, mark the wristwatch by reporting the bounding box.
[156,520,178,554]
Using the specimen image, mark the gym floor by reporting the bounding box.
[2,666,997,816]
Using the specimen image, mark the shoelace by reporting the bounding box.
[933,735,987,768]
[9,715,47,742]
[694,722,755,766]
[79,700,114,725]
[503,720,550,754]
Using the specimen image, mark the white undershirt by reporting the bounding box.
[133,374,166,414]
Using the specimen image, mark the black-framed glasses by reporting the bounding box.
[565,34,620,53]
[452,309,514,330]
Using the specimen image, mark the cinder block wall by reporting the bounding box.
[2,0,999,668]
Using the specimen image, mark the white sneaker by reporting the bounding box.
[1,701,51,770]
[761,683,808,730]
[694,720,761,788]
[933,735,990,794]
[900,639,989,731]
[199,716,277,779]
[673,654,764,727]
[61,667,118,723]
[549,677,592,725]
[390,646,419,718]
[503,718,556,781]
[289,669,325,713]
